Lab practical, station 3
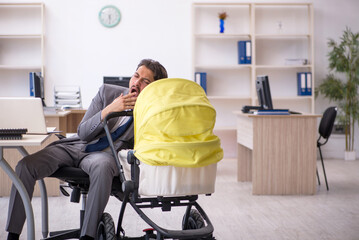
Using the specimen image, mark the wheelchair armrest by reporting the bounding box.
[103,110,133,123]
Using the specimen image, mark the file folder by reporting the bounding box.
[245,41,252,64]
[238,41,246,64]
[297,72,306,96]
[195,72,207,94]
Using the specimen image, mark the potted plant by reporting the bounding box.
[316,27,359,160]
[218,12,228,34]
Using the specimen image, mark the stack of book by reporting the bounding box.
[254,109,290,115]
[54,86,82,109]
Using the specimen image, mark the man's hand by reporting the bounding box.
[101,92,137,120]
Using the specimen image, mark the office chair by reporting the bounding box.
[317,106,337,191]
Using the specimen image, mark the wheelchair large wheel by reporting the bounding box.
[182,209,205,230]
[96,212,116,240]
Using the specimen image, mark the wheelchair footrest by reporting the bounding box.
[43,229,80,240]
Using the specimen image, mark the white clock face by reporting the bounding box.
[99,6,121,28]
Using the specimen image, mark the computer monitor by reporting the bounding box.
[256,75,273,110]
[103,76,131,88]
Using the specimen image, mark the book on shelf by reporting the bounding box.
[254,109,290,115]
[297,72,312,96]
[237,40,251,64]
[194,72,207,94]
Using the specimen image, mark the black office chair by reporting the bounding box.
[317,106,337,191]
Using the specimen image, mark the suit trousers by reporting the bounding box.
[6,142,119,238]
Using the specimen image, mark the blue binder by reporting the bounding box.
[297,72,306,96]
[29,72,34,96]
[194,72,207,94]
[238,41,246,64]
[306,72,312,96]
[245,41,252,64]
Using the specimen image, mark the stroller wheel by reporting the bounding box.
[182,209,205,230]
[96,212,116,240]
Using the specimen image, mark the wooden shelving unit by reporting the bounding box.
[192,2,314,131]
[0,3,44,97]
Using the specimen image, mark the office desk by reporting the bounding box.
[44,110,70,135]
[234,112,320,195]
[44,108,86,135]
[0,134,52,240]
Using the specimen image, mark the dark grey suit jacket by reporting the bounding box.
[50,84,134,153]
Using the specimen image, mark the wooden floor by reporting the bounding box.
[0,158,359,240]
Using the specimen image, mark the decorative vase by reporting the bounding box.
[345,150,356,161]
[219,19,225,33]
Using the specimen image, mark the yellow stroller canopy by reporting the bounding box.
[134,78,223,168]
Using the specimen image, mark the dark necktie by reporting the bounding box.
[85,116,133,152]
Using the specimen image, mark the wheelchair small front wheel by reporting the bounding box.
[96,212,116,240]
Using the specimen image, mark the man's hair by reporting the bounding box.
[137,59,168,81]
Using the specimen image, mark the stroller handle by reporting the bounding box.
[103,110,133,183]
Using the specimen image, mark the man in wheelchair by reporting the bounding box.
[6,59,168,240]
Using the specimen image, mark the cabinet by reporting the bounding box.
[192,3,314,130]
[0,3,44,97]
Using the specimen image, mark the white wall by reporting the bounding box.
[40,0,192,108]
[1,0,359,158]
[312,0,359,158]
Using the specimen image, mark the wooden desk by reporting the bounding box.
[0,134,53,240]
[44,109,86,135]
[234,112,320,195]
[0,109,87,197]
[44,110,70,135]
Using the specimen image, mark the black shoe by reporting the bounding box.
[7,232,20,240]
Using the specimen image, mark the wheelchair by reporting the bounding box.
[46,78,223,240]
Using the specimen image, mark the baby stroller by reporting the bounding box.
[49,78,223,240]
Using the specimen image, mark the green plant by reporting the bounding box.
[316,27,359,151]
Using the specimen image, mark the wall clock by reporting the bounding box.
[99,5,121,28]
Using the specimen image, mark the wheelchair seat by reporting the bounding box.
[50,167,89,184]
[50,167,122,197]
